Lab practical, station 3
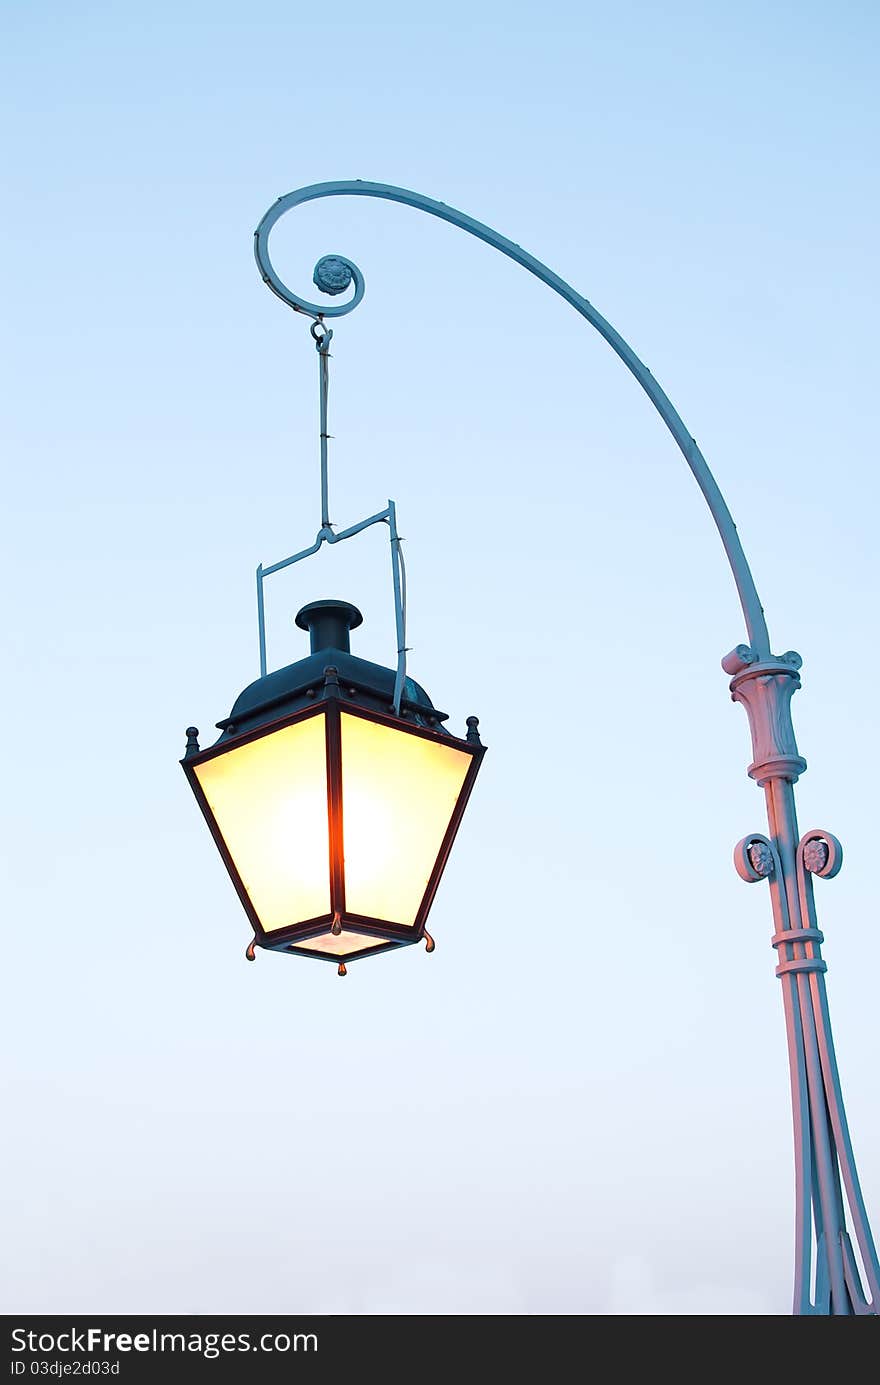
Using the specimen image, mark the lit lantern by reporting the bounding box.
[182,600,484,973]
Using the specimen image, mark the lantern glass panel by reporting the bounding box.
[340,711,473,926]
[293,930,390,957]
[193,713,330,931]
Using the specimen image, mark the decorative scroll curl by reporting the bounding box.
[734,832,778,882]
[255,194,365,319]
[798,829,843,880]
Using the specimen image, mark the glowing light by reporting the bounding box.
[340,711,473,925]
[293,931,389,957]
[194,713,330,931]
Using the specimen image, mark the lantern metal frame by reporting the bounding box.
[182,675,485,963]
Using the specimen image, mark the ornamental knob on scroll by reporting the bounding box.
[254,200,365,318]
[734,833,777,882]
[803,839,828,874]
[799,830,843,880]
[313,255,354,296]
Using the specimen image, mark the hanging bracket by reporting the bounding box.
[255,286,408,714]
[256,501,407,715]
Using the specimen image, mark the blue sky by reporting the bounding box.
[2,1,878,1313]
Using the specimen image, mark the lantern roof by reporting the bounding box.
[212,599,447,747]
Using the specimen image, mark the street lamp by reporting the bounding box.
[182,180,878,1316]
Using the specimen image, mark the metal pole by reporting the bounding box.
[388,499,406,716]
[764,779,848,1311]
[256,564,267,679]
[731,657,878,1313]
[317,331,331,530]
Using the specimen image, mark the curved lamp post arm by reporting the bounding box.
[255,179,771,659]
[253,180,878,1315]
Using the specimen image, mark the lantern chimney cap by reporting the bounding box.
[295,599,364,655]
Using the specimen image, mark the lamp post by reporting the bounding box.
[185,180,878,1316]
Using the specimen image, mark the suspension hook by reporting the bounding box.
[311,318,333,351]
